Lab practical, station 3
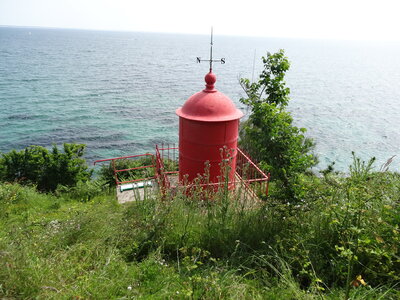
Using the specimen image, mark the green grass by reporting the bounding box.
[1,167,400,299]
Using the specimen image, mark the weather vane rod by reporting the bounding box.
[197,27,225,72]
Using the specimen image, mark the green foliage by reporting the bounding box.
[349,151,376,181]
[55,179,111,202]
[97,156,155,187]
[0,143,91,192]
[239,50,317,199]
[1,155,400,299]
[97,156,178,188]
[275,154,400,293]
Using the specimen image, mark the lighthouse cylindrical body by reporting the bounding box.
[178,118,239,184]
[176,72,243,187]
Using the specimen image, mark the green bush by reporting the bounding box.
[97,155,178,188]
[239,50,317,200]
[0,143,91,192]
[97,156,155,187]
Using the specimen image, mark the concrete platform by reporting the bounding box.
[116,180,158,204]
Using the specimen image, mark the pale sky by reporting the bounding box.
[1,0,399,41]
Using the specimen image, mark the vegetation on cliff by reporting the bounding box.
[0,154,399,298]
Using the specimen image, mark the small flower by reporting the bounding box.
[127,286,132,290]
[351,275,367,287]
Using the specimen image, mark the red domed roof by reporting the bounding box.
[176,72,243,122]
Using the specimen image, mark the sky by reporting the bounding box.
[1,0,400,41]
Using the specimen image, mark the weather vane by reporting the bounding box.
[196,27,225,72]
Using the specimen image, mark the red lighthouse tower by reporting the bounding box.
[176,67,243,186]
[95,30,270,203]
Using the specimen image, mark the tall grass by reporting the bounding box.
[1,156,399,298]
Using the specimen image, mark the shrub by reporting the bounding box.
[97,156,155,188]
[239,50,317,200]
[0,143,91,192]
[97,156,178,188]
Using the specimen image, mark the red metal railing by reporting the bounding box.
[93,144,270,198]
[155,145,270,198]
[155,143,179,197]
[235,148,271,197]
[94,153,156,185]
[155,145,169,193]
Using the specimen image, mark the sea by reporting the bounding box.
[1,26,400,172]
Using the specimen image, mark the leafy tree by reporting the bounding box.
[0,143,91,192]
[239,50,317,199]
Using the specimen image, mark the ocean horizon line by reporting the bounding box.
[2,25,400,44]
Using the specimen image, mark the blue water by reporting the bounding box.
[1,26,400,172]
